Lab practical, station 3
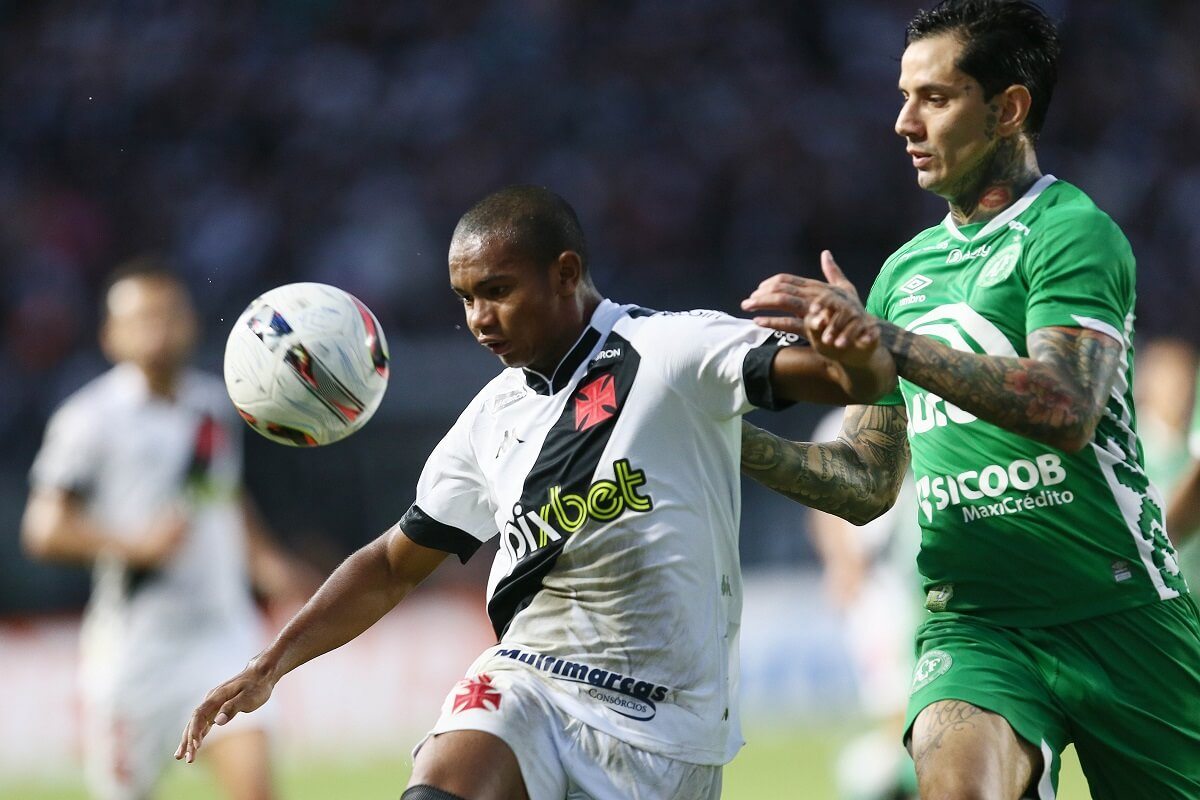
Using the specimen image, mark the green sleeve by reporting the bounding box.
[1023,209,1134,341]
[865,256,905,407]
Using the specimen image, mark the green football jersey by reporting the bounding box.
[865,175,1188,626]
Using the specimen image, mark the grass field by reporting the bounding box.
[0,725,1092,799]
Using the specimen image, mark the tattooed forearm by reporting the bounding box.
[879,323,1122,452]
[740,405,909,525]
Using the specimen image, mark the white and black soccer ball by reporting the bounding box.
[224,283,389,446]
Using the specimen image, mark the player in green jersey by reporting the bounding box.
[740,1,1200,798]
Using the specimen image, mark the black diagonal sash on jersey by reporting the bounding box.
[487,332,641,638]
[130,411,220,597]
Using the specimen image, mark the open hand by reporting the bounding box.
[743,251,877,357]
[175,660,275,764]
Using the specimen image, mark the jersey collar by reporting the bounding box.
[941,173,1057,242]
[110,362,166,405]
[522,298,621,395]
[110,362,196,407]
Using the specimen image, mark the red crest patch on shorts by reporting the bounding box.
[452,673,502,713]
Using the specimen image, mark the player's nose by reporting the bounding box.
[894,100,923,140]
[467,298,498,333]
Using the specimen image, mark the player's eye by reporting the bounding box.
[489,285,512,299]
[927,95,948,107]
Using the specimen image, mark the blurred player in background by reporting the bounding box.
[1164,354,1200,554]
[806,408,919,800]
[1137,338,1200,587]
[1133,338,1197,493]
[21,261,313,800]
[175,185,896,800]
[740,1,1200,797]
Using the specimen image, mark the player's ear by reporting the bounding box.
[996,84,1032,138]
[553,251,584,296]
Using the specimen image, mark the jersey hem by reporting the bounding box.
[471,646,738,766]
[923,588,1187,629]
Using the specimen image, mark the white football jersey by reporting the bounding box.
[30,363,257,697]
[399,299,796,765]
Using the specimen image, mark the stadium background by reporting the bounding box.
[1,1,1196,797]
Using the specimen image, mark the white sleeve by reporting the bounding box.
[29,398,103,497]
[633,311,800,420]
[397,402,496,563]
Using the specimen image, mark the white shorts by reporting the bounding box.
[416,669,722,800]
[80,622,270,800]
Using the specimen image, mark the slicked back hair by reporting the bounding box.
[906,0,1061,137]
[452,185,590,276]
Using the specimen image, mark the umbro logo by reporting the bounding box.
[898,274,931,307]
[899,274,932,295]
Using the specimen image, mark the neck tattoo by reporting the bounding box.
[948,137,1039,226]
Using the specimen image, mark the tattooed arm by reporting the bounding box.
[743,249,1123,453]
[741,404,910,525]
[880,323,1122,453]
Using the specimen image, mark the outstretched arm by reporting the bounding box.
[176,525,448,763]
[741,403,910,525]
[768,342,897,406]
[880,323,1122,453]
[748,250,894,406]
[744,251,1123,453]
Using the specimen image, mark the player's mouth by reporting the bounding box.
[479,338,512,356]
[908,148,934,169]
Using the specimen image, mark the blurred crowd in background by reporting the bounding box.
[3,0,1199,613]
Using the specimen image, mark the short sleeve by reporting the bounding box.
[1023,209,1134,342]
[29,399,103,497]
[398,403,496,563]
[864,261,894,322]
[635,311,798,420]
[865,260,905,407]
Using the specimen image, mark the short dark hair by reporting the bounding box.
[906,0,1060,136]
[452,185,589,272]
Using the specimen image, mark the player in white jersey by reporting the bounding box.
[22,264,311,800]
[176,185,897,800]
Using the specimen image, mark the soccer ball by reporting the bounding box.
[224,283,389,446]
